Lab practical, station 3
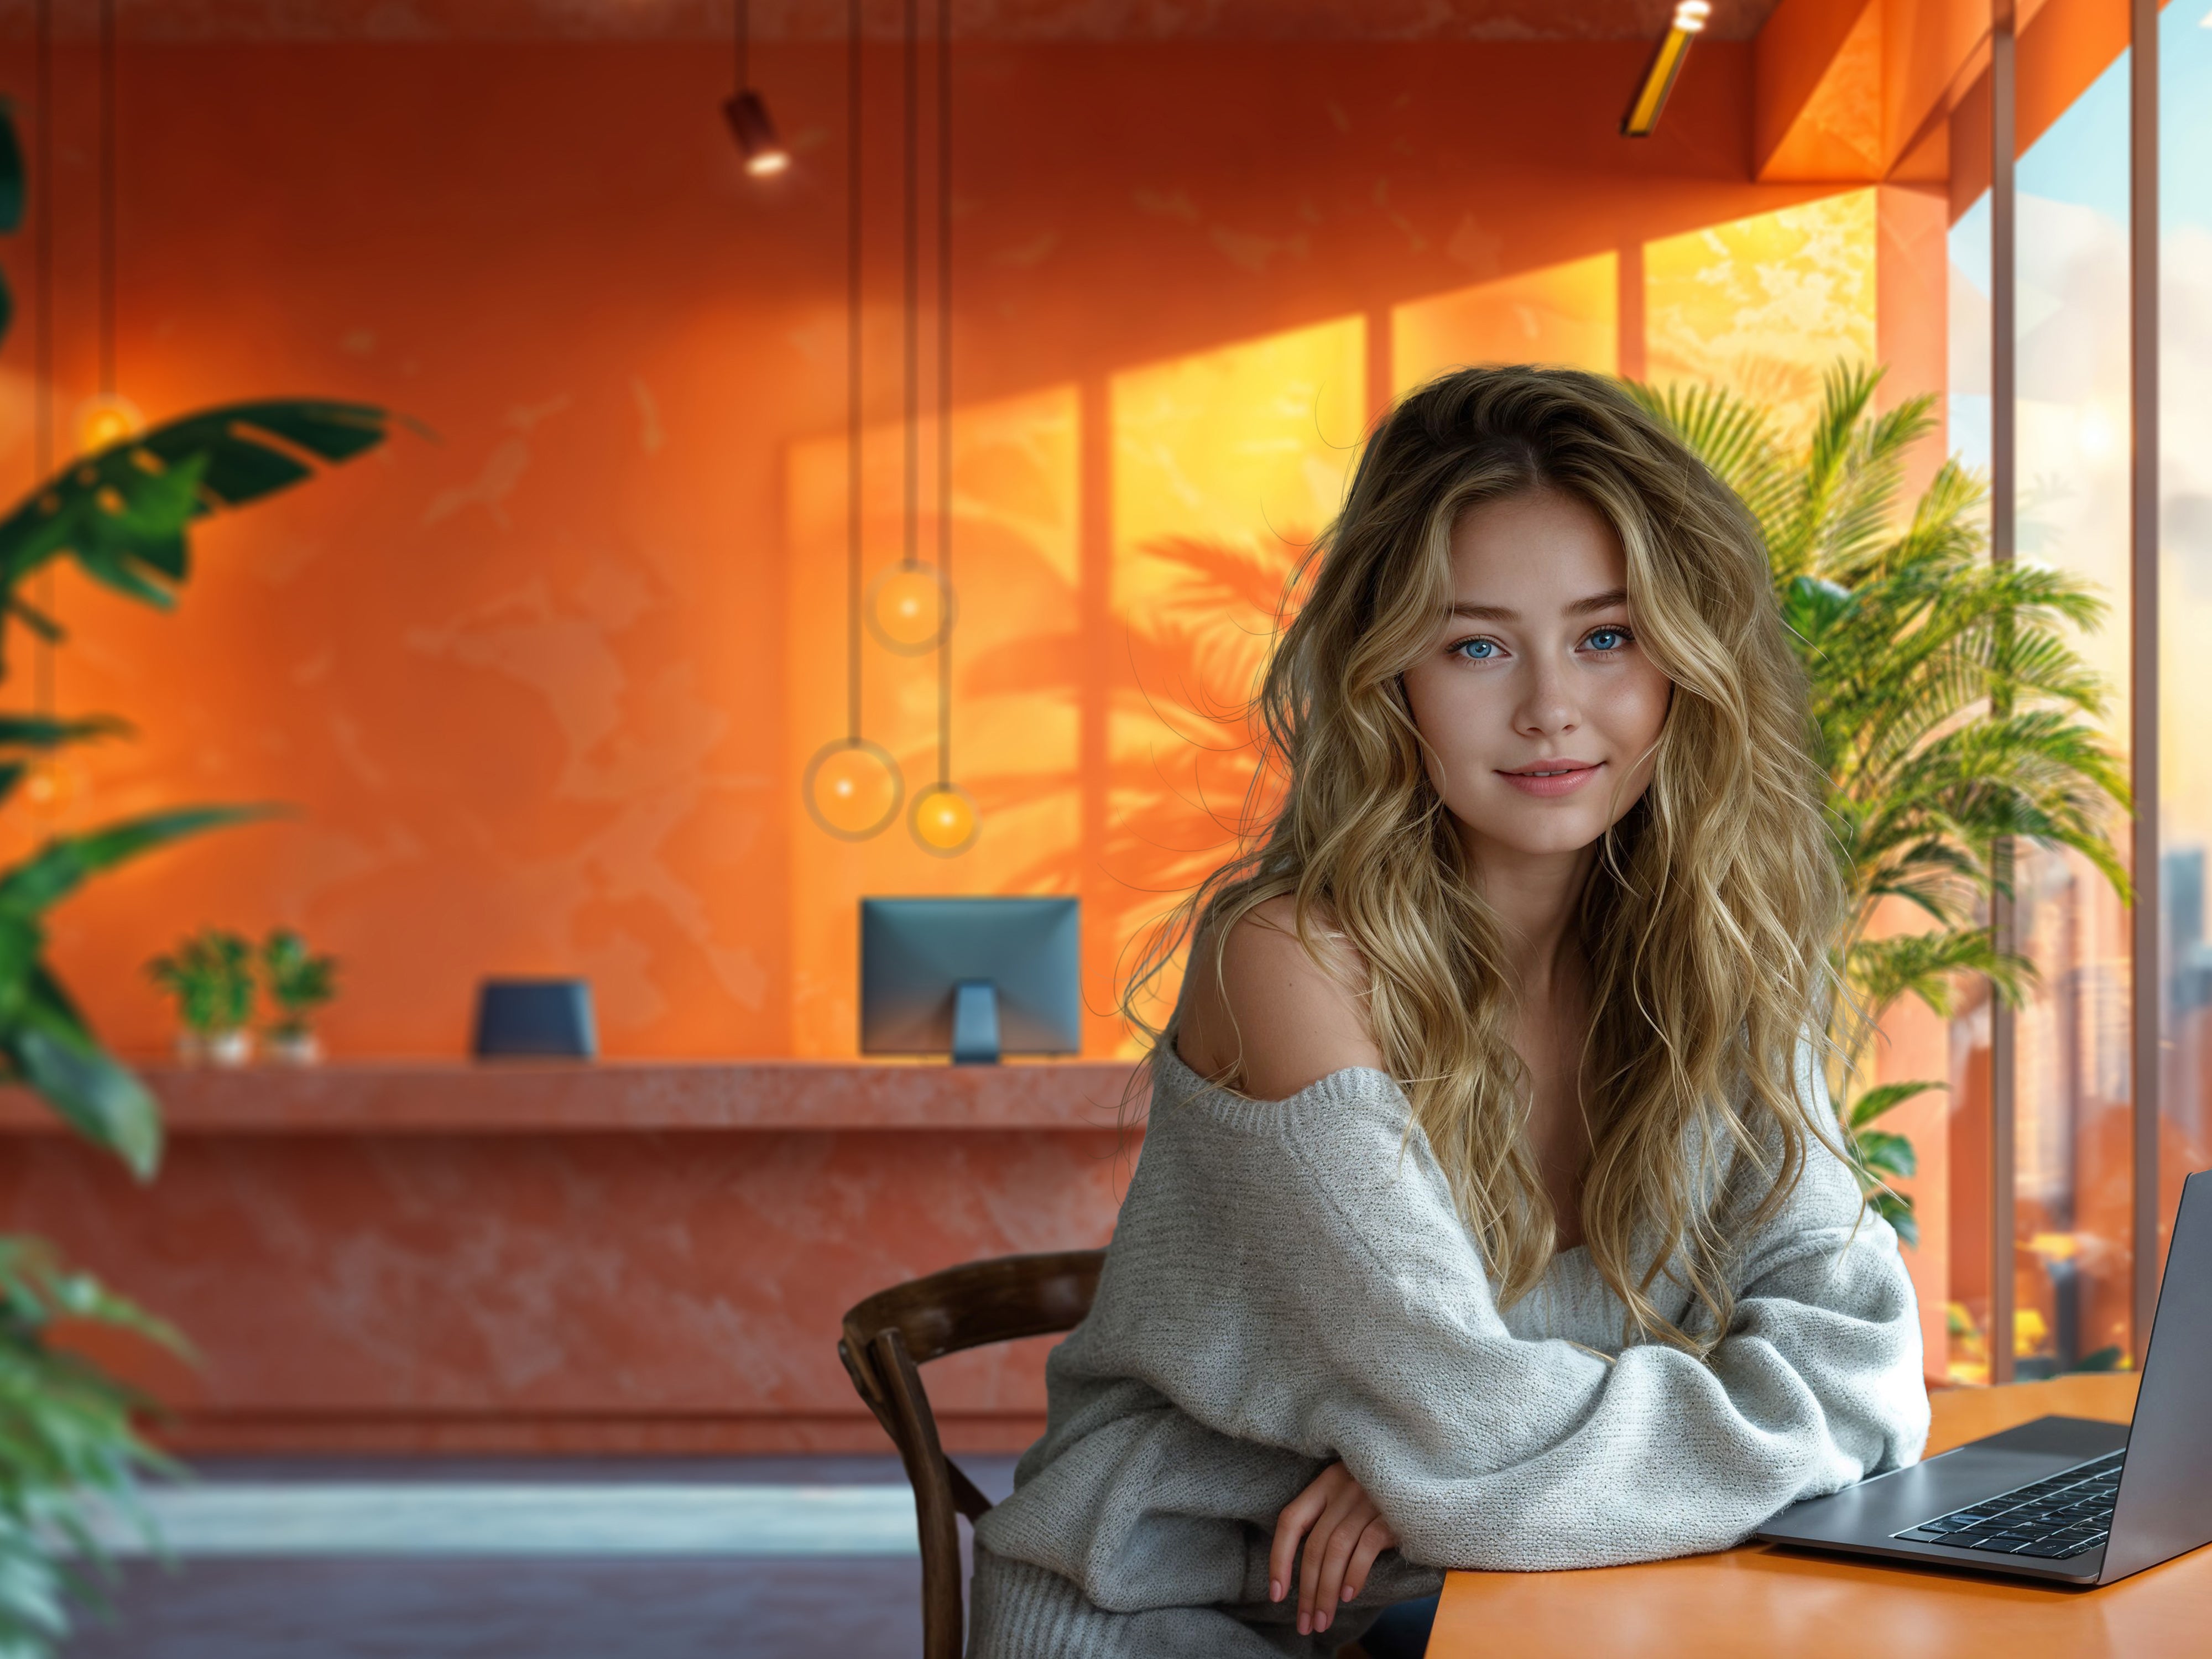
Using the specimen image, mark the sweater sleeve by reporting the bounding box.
[1150,1065,1929,1572]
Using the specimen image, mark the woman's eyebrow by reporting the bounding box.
[1566,587,1629,617]
[1448,588,1628,623]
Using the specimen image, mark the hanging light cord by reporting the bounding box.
[844,0,864,745]
[98,0,116,398]
[901,0,920,575]
[936,0,952,789]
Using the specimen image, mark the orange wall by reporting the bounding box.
[0,38,1897,1061]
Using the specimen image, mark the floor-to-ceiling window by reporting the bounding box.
[2159,2,2212,1268]
[2008,46,2136,1376]
[1945,184,1996,1383]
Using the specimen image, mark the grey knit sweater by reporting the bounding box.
[967,1043,1929,1657]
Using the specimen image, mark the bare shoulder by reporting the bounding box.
[1173,894,1385,1102]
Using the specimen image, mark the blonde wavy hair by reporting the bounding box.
[1126,365,1846,1355]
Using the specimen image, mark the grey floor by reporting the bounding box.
[63,1454,1017,1659]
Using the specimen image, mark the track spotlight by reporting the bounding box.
[726,0,789,178]
[1621,0,1710,138]
[725,90,790,177]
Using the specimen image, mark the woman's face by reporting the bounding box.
[1401,488,1673,866]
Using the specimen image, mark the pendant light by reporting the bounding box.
[75,0,138,454]
[724,0,790,179]
[24,0,75,817]
[865,0,953,658]
[804,0,902,841]
[909,0,975,855]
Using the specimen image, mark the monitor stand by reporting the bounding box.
[951,979,1001,1065]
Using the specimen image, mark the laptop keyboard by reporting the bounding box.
[1892,1449,2124,1559]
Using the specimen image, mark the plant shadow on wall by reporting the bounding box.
[0,110,399,1653]
[1638,362,2130,1248]
[964,533,1301,1014]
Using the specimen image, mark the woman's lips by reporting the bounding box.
[1496,761,1603,797]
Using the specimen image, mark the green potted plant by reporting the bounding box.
[145,929,257,1066]
[1635,363,2130,1245]
[259,928,337,1065]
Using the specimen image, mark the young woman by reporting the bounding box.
[967,367,1929,1657]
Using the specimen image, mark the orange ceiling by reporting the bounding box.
[0,0,1781,43]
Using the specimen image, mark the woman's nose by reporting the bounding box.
[1515,659,1579,737]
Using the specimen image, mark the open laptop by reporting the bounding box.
[1757,1168,2212,1587]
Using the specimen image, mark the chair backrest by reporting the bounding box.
[839,1249,1105,1659]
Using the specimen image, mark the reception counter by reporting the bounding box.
[0,1061,1145,1454]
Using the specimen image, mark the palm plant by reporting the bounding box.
[0,105,397,1654]
[1634,362,2131,1244]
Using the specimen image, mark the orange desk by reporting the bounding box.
[1432,1375,2208,1657]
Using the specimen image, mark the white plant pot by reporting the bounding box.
[268,1031,322,1067]
[205,1028,253,1068]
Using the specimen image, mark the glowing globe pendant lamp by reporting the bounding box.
[804,738,905,840]
[905,0,973,855]
[76,392,140,453]
[802,0,904,842]
[78,0,135,457]
[867,0,954,660]
[909,781,978,856]
[866,560,954,654]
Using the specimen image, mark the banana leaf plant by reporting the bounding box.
[0,100,399,1657]
[0,394,400,1176]
[1634,363,2130,1244]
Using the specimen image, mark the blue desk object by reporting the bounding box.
[473,979,596,1060]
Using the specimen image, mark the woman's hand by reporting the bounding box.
[1269,1461,1400,1637]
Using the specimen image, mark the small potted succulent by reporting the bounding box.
[260,928,337,1065]
[145,928,256,1066]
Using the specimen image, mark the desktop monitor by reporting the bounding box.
[859,897,1081,1064]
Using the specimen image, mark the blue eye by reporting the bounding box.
[1453,638,1500,661]
[1585,627,1631,652]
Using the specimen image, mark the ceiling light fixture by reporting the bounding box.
[866,0,953,659]
[75,0,139,455]
[803,0,903,841]
[724,0,789,178]
[1620,0,1710,138]
[910,0,975,856]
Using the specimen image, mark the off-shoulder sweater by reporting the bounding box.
[966,1042,1929,1658]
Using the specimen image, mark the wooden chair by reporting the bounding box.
[838,1249,1106,1659]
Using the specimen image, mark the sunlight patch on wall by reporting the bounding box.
[1104,317,1365,1045]
[784,386,1080,1058]
[1112,316,1366,613]
[1644,189,1877,442]
[1391,252,1619,394]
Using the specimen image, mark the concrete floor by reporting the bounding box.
[63,1454,1015,1659]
